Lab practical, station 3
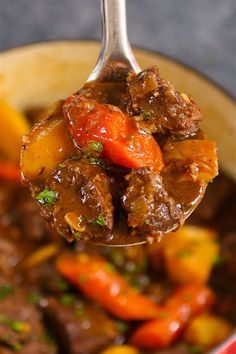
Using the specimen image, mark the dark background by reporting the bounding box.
[1,0,235,97]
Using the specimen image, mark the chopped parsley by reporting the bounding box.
[105,263,116,272]
[0,284,12,300]
[189,345,205,354]
[75,307,85,317]
[56,279,69,292]
[143,111,153,120]
[134,258,148,273]
[12,342,23,352]
[0,315,30,333]
[28,292,42,304]
[176,249,193,258]
[57,163,66,169]
[73,232,81,240]
[60,294,76,306]
[115,320,130,333]
[88,141,103,153]
[91,215,106,226]
[36,189,57,206]
[212,254,224,265]
[89,156,102,165]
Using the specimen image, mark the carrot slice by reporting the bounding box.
[56,252,161,320]
[130,284,215,350]
[0,162,21,183]
[63,96,164,171]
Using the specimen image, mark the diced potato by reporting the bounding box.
[0,99,30,162]
[164,140,218,182]
[100,345,140,354]
[20,101,75,184]
[184,313,233,349]
[163,225,219,284]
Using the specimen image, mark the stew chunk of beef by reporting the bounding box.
[122,168,183,237]
[0,238,22,280]
[0,290,55,353]
[35,157,113,242]
[44,297,118,354]
[124,66,201,136]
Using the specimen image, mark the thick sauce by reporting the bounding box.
[21,66,218,244]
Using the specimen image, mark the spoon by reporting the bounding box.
[81,0,204,247]
[87,0,140,83]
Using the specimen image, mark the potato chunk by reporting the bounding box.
[100,345,139,354]
[163,225,219,284]
[0,99,30,162]
[20,101,75,184]
[164,140,218,182]
[184,313,233,349]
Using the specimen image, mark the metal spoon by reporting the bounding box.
[87,0,140,83]
[83,0,203,246]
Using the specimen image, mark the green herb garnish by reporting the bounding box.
[89,156,102,165]
[89,141,103,153]
[115,320,130,333]
[74,232,81,240]
[75,307,85,317]
[56,279,69,292]
[143,111,153,120]
[36,189,57,206]
[105,263,116,272]
[0,315,29,333]
[28,292,42,304]
[189,345,205,354]
[91,215,106,226]
[57,163,66,169]
[134,258,148,273]
[60,294,76,306]
[176,249,193,258]
[12,342,23,352]
[212,254,224,265]
[0,284,12,300]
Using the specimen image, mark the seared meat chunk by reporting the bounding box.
[122,168,183,238]
[35,157,114,242]
[44,297,118,354]
[124,66,201,137]
[24,260,71,296]
[0,238,22,280]
[0,290,55,353]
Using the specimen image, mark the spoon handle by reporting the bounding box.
[88,0,140,82]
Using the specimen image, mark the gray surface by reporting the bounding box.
[0,0,236,97]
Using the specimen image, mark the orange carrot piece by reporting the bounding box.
[56,252,161,320]
[63,96,163,171]
[0,162,21,183]
[130,284,215,350]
